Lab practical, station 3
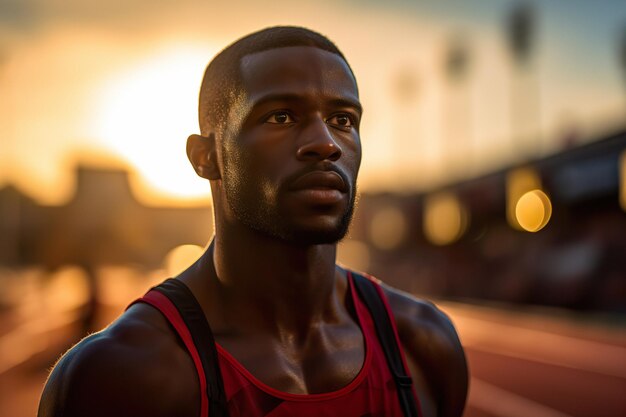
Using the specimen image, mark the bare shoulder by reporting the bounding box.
[379,283,461,352]
[38,303,199,417]
[379,282,468,417]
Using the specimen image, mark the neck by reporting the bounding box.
[201,221,345,342]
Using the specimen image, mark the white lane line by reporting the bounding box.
[469,377,574,417]
[444,313,626,379]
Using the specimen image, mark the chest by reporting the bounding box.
[215,324,366,395]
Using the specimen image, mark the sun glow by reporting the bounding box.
[93,46,216,205]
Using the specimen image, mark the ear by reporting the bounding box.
[187,133,221,180]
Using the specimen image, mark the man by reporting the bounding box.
[39,26,468,417]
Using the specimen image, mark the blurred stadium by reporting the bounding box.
[0,1,625,416]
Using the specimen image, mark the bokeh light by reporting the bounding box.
[165,244,205,277]
[515,189,552,232]
[368,206,408,250]
[506,166,542,229]
[619,151,626,211]
[423,191,469,245]
[43,267,90,313]
[337,239,371,272]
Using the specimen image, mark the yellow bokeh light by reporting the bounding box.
[423,191,468,246]
[515,189,552,232]
[43,266,90,313]
[165,244,205,277]
[369,206,408,250]
[93,46,216,204]
[97,266,144,306]
[506,166,542,230]
[337,239,371,272]
[619,151,626,211]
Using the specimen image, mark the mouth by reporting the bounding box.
[290,188,344,205]
[288,169,349,205]
[289,170,348,193]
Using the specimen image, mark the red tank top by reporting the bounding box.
[131,271,421,417]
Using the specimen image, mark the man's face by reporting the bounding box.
[220,46,362,245]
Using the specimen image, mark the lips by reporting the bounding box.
[287,170,349,205]
[289,170,348,193]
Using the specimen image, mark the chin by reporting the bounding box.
[295,200,357,245]
[288,227,349,246]
[285,213,353,246]
[234,191,357,246]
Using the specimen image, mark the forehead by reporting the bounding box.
[239,46,359,106]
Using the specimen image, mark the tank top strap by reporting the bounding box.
[127,291,211,417]
[347,271,414,379]
[346,270,422,417]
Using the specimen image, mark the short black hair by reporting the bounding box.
[198,26,354,136]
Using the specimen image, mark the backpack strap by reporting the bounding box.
[149,278,230,417]
[351,272,421,417]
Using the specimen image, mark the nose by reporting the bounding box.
[296,117,342,162]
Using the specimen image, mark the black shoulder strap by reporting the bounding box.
[152,278,230,417]
[351,272,420,417]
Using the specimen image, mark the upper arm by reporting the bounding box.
[384,286,468,417]
[38,310,198,417]
[38,336,85,417]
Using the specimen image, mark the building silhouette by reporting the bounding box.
[0,166,213,270]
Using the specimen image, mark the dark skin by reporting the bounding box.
[38,46,468,417]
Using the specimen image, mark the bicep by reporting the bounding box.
[431,316,468,417]
[395,301,468,417]
[38,333,195,417]
[38,346,79,417]
[39,333,109,417]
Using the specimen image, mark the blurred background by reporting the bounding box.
[1,0,625,416]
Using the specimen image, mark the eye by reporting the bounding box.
[326,114,354,128]
[265,111,295,124]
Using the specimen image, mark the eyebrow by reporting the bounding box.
[249,93,363,115]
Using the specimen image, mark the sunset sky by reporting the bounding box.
[1,0,625,205]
